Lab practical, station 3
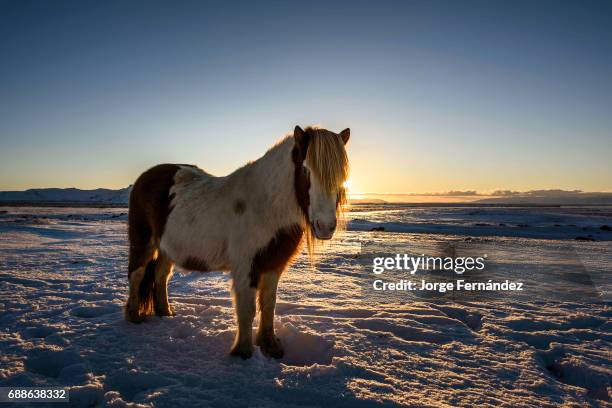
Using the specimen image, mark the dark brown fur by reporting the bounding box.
[250,224,303,287]
[127,164,186,322]
[292,127,311,220]
[128,164,183,275]
[182,256,210,272]
[233,199,246,215]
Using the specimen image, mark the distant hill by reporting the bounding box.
[0,187,131,204]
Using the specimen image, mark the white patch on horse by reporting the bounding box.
[160,138,301,281]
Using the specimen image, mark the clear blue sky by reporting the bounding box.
[1,0,611,193]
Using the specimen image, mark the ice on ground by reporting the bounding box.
[0,206,610,407]
[349,205,612,241]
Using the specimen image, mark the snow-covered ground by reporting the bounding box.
[0,206,610,407]
[349,205,612,241]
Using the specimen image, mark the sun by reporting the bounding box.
[343,179,352,191]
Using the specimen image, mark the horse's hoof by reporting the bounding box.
[257,335,284,359]
[125,309,146,323]
[230,343,253,360]
[261,344,284,359]
[154,305,175,317]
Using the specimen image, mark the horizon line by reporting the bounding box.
[1,186,612,196]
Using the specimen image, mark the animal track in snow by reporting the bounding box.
[71,305,118,318]
[537,347,610,401]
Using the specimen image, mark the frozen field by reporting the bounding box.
[0,205,610,407]
[349,204,612,241]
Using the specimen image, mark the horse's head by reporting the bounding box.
[293,125,350,241]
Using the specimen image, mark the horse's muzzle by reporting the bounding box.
[312,220,336,240]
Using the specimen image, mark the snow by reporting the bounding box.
[349,205,612,241]
[0,205,610,407]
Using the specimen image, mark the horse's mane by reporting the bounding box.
[302,127,349,255]
[304,127,349,196]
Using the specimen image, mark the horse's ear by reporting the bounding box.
[294,126,304,138]
[340,128,350,145]
[294,126,309,153]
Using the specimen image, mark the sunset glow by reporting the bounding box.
[0,2,610,194]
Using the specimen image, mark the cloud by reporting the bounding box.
[358,191,482,197]
[351,189,612,204]
[490,189,585,197]
[440,190,480,196]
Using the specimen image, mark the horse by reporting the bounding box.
[125,126,350,359]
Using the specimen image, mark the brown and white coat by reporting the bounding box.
[125,126,350,359]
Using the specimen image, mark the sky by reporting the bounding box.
[1,0,611,194]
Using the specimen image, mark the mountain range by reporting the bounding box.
[0,187,131,204]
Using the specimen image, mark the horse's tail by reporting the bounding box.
[125,170,157,322]
[126,163,182,322]
[137,259,157,317]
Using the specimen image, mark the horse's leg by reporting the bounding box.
[255,271,284,358]
[230,269,256,359]
[154,254,175,317]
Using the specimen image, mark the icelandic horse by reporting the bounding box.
[125,126,350,359]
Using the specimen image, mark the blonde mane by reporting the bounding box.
[304,128,349,196]
[303,127,350,255]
